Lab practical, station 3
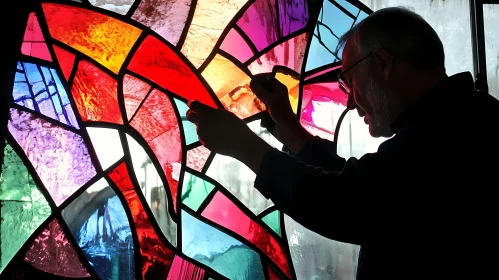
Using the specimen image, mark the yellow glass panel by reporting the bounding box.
[275,71,300,114]
[202,54,249,98]
[180,0,248,68]
[42,3,142,74]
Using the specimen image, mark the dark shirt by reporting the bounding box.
[254,72,499,279]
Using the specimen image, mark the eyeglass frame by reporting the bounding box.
[337,51,374,94]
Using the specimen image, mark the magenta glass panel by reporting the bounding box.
[219,28,254,63]
[237,0,278,51]
[123,74,151,121]
[304,65,342,81]
[186,145,210,172]
[24,219,90,278]
[248,33,308,75]
[278,0,309,37]
[166,255,205,280]
[300,82,348,140]
[201,192,291,278]
[8,108,97,205]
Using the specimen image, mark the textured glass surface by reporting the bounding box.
[127,134,177,247]
[14,61,79,128]
[300,82,348,141]
[206,120,280,214]
[181,171,216,211]
[21,12,51,61]
[42,3,142,73]
[130,89,182,211]
[23,219,90,277]
[284,215,360,280]
[182,210,265,280]
[173,98,198,145]
[132,0,191,45]
[123,74,151,121]
[72,60,123,124]
[186,146,211,172]
[275,70,300,113]
[268,266,282,280]
[0,143,51,273]
[484,4,499,100]
[89,0,135,15]
[166,255,205,280]
[8,108,97,205]
[248,33,309,75]
[262,210,281,237]
[87,127,124,170]
[62,178,136,280]
[202,192,290,277]
[128,35,217,107]
[278,0,309,37]
[109,162,175,279]
[219,28,254,63]
[180,0,248,68]
[53,45,76,81]
[237,0,278,51]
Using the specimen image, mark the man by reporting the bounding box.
[187,7,498,279]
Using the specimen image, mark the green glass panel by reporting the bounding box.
[0,143,51,273]
[173,98,198,145]
[262,210,281,237]
[181,171,215,211]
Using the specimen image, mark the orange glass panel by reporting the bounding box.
[202,54,249,100]
[42,3,142,74]
[180,0,248,68]
[275,70,300,114]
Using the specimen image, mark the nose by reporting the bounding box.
[356,106,366,117]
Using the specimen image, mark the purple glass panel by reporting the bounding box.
[8,108,97,205]
[237,0,278,51]
[278,0,309,37]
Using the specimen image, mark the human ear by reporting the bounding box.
[373,48,394,80]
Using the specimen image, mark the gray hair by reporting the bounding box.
[337,7,445,70]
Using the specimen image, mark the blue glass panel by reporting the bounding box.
[305,35,337,71]
[181,210,265,280]
[13,62,79,128]
[62,180,135,280]
[334,0,360,16]
[323,1,355,39]
[174,98,198,145]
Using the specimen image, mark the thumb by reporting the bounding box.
[187,100,215,116]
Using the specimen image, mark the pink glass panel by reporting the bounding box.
[130,89,182,211]
[278,0,309,37]
[123,74,151,121]
[300,82,348,140]
[8,108,97,205]
[166,255,205,280]
[24,219,90,278]
[237,0,278,51]
[186,145,211,172]
[109,162,175,279]
[304,65,342,81]
[219,28,254,63]
[21,13,52,61]
[248,32,308,75]
[202,192,291,277]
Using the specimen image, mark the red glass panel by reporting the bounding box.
[166,255,205,280]
[127,35,217,108]
[268,266,282,280]
[123,74,151,121]
[109,162,175,279]
[53,45,76,81]
[201,192,291,277]
[130,89,181,211]
[21,12,51,61]
[71,60,123,124]
[186,145,211,172]
[24,219,90,278]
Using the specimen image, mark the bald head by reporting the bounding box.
[338,7,445,71]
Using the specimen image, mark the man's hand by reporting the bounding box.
[186,101,273,173]
[250,73,314,154]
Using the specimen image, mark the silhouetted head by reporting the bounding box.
[337,7,448,137]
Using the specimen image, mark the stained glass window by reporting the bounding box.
[1,1,372,279]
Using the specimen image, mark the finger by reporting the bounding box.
[186,110,201,124]
[187,100,215,115]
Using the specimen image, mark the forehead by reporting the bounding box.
[341,41,358,67]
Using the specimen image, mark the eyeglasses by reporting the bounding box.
[337,52,373,94]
